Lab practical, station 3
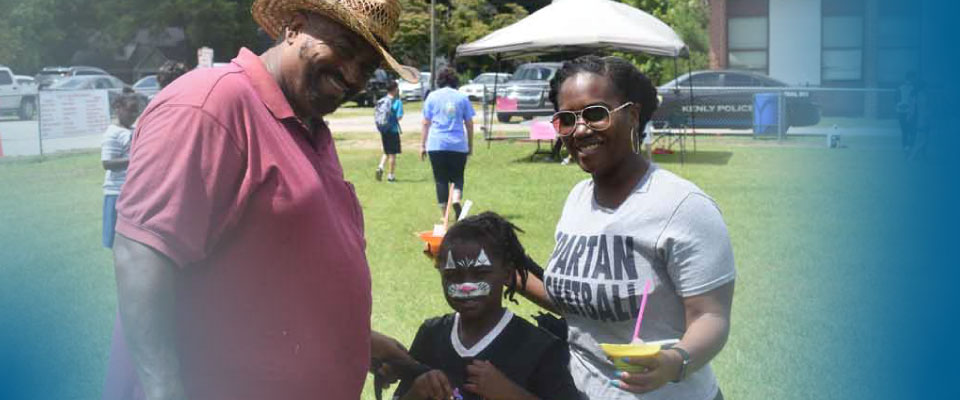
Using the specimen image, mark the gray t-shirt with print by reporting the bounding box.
[543,165,735,400]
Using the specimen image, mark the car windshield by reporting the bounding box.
[512,67,554,81]
[474,74,506,84]
[40,68,70,76]
[372,69,389,81]
[134,76,157,88]
[52,78,91,89]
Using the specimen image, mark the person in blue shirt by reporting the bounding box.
[420,67,475,215]
[377,81,404,182]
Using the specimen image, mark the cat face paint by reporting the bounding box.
[444,248,493,270]
[446,281,492,299]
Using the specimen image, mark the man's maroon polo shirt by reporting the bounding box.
[116,48,371,399]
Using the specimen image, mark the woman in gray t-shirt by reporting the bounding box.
[519,56,735,400]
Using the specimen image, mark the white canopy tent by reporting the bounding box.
[456,0,687,58]
[455,0,694,161]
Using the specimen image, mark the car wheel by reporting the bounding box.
[18,98,36,120]
[523,115,533,121]
[497,114,512,123]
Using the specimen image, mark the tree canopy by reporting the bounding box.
[0,0,709,85]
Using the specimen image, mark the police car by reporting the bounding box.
[652,70,821,129]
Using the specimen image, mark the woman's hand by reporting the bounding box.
[464,360,538,400]
[610,349,683,394]
[407,369,454,400]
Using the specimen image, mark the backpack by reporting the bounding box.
[374,96,395,133]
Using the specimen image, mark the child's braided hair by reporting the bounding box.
[436,211,538,304]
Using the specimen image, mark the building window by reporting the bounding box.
[726,0,769,73]
[876,0,920,85]
[728,17,768,72]
[822,0,864,82]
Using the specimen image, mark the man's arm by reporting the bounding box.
[113,233,187,400]
[102,159,129,171]
[465,119,474,155]
[420,119,431,161]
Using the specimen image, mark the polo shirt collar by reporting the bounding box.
[233,47,296,120]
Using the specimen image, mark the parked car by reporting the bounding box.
[133,75,161,99]
[652,70,821,129]
[398,72,431,101]
[459,72,511,102]
[15,75,37,87]
[0,66,39,120]
[35,66,108,89]
[494,62,562,123]
[351,68,394,107]
[48,75,148,114]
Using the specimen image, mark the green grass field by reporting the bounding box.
[0,133,896,399]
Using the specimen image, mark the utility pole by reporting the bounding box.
[430,0,436,90]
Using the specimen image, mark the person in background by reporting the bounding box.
[156,60,189,89]
[896,71,917,153]
[100,93,140,248]
[909,80,931,161]
[420,67,475,216]
[376,80,403,182]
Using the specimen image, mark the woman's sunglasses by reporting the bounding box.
[551,102,634,136]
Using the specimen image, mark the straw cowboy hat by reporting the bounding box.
[252,0,419,82]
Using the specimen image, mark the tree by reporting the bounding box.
[392,0,528,78]
[618,0,711,84]
[0,0,69,74]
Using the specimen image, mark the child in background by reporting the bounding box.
[376,81,404,182]
[394,212,579,400]
[100,93,139,248]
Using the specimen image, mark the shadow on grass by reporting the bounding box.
[655,150,735,166]
[388,177,429,183]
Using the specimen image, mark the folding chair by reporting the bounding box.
[526,120,558,161]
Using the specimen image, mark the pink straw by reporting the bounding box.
[631,279,652,342]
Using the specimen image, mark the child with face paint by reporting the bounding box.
[393,212,580,400]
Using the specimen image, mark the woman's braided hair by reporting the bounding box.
[436,211,533,304]
[548,55,659,143]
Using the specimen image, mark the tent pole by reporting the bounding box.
[673,56,680,85]
[488,54,502,149]
[686,56,697,155]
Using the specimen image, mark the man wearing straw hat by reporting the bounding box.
[111,1,419,399]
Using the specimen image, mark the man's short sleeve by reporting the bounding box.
[101,128,126,161]
[658,193,736,297]
[422,96,433,120]
[393,98,404,120]
[460,96,475,120]
[116,105,246,267]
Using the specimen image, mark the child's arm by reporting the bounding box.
[101,130,129,171]
[463,360,539,400]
